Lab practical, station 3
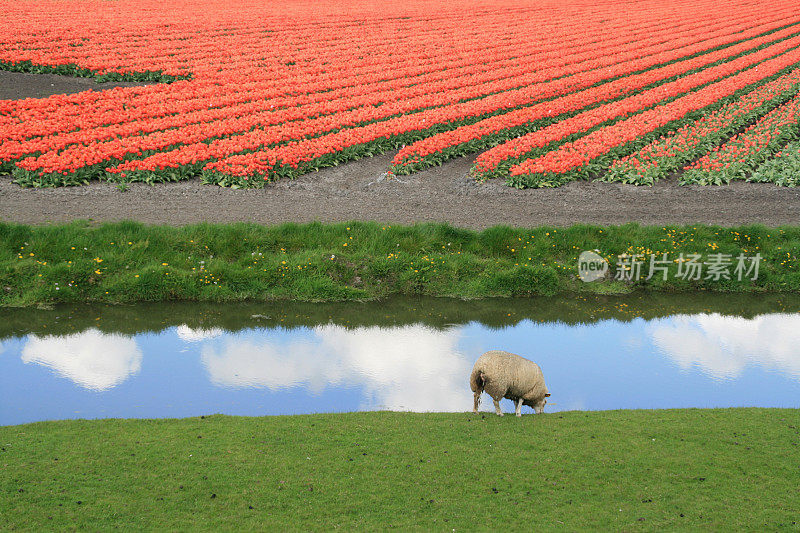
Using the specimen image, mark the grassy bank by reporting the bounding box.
[1,409,798,529]
[1,220,798,306]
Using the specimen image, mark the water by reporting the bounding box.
[2,294,799,426]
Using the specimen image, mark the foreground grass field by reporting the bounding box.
[1,220,799,306]
[1,409,798,530]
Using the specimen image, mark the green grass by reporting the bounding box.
[1,220,799,306]
[1,409,798,530]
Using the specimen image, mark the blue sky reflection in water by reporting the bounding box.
[1,311,799,425]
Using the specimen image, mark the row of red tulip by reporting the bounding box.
[390,17,800,173]
[4,9,698,162]
[472,34,800,177]
[681,91,800,184]
[3,0,800,188]
[748,139,800,186]
[1,0,638,132]
[498,44,800,187]
[5,0,742,170]
[110,11,776,177]
[602,68,800,184]
[204,20,800,180]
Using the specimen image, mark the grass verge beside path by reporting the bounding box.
[1,409,798,529]
[1,220,799,306]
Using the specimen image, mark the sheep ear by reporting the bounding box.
[545,393,551,397]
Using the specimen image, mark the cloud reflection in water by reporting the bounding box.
[649,313,800,380]
[200,324,474,412]
[21,329,143,391]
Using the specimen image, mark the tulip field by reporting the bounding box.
[3,0,800,188]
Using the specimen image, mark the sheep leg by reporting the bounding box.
[473,392,481,414]
[493,398,503,416]
[515,398,523,417]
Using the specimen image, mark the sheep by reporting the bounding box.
[469,350,550,417]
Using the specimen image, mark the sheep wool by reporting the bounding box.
[469,350,550,417]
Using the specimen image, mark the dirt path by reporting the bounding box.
[0,70,149,100]
[2,71,799,229]
[3,152,799,228]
